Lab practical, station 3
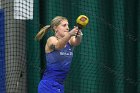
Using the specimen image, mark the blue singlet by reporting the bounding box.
[38,42,73,93]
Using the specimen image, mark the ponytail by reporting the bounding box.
[35,25,51,41]
[35,16,67,41]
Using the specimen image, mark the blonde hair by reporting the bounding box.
[35,16,67,41]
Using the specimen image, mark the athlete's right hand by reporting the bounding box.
[69,26,79,36]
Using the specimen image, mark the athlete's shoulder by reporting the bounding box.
[48,36,57,41]
[47,36,58,44]
[45,36,58,53]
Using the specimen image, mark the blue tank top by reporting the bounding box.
[42,42,73,84]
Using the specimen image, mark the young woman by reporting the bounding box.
[35,16,83,93]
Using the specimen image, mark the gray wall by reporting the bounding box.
[1,0,27,93]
